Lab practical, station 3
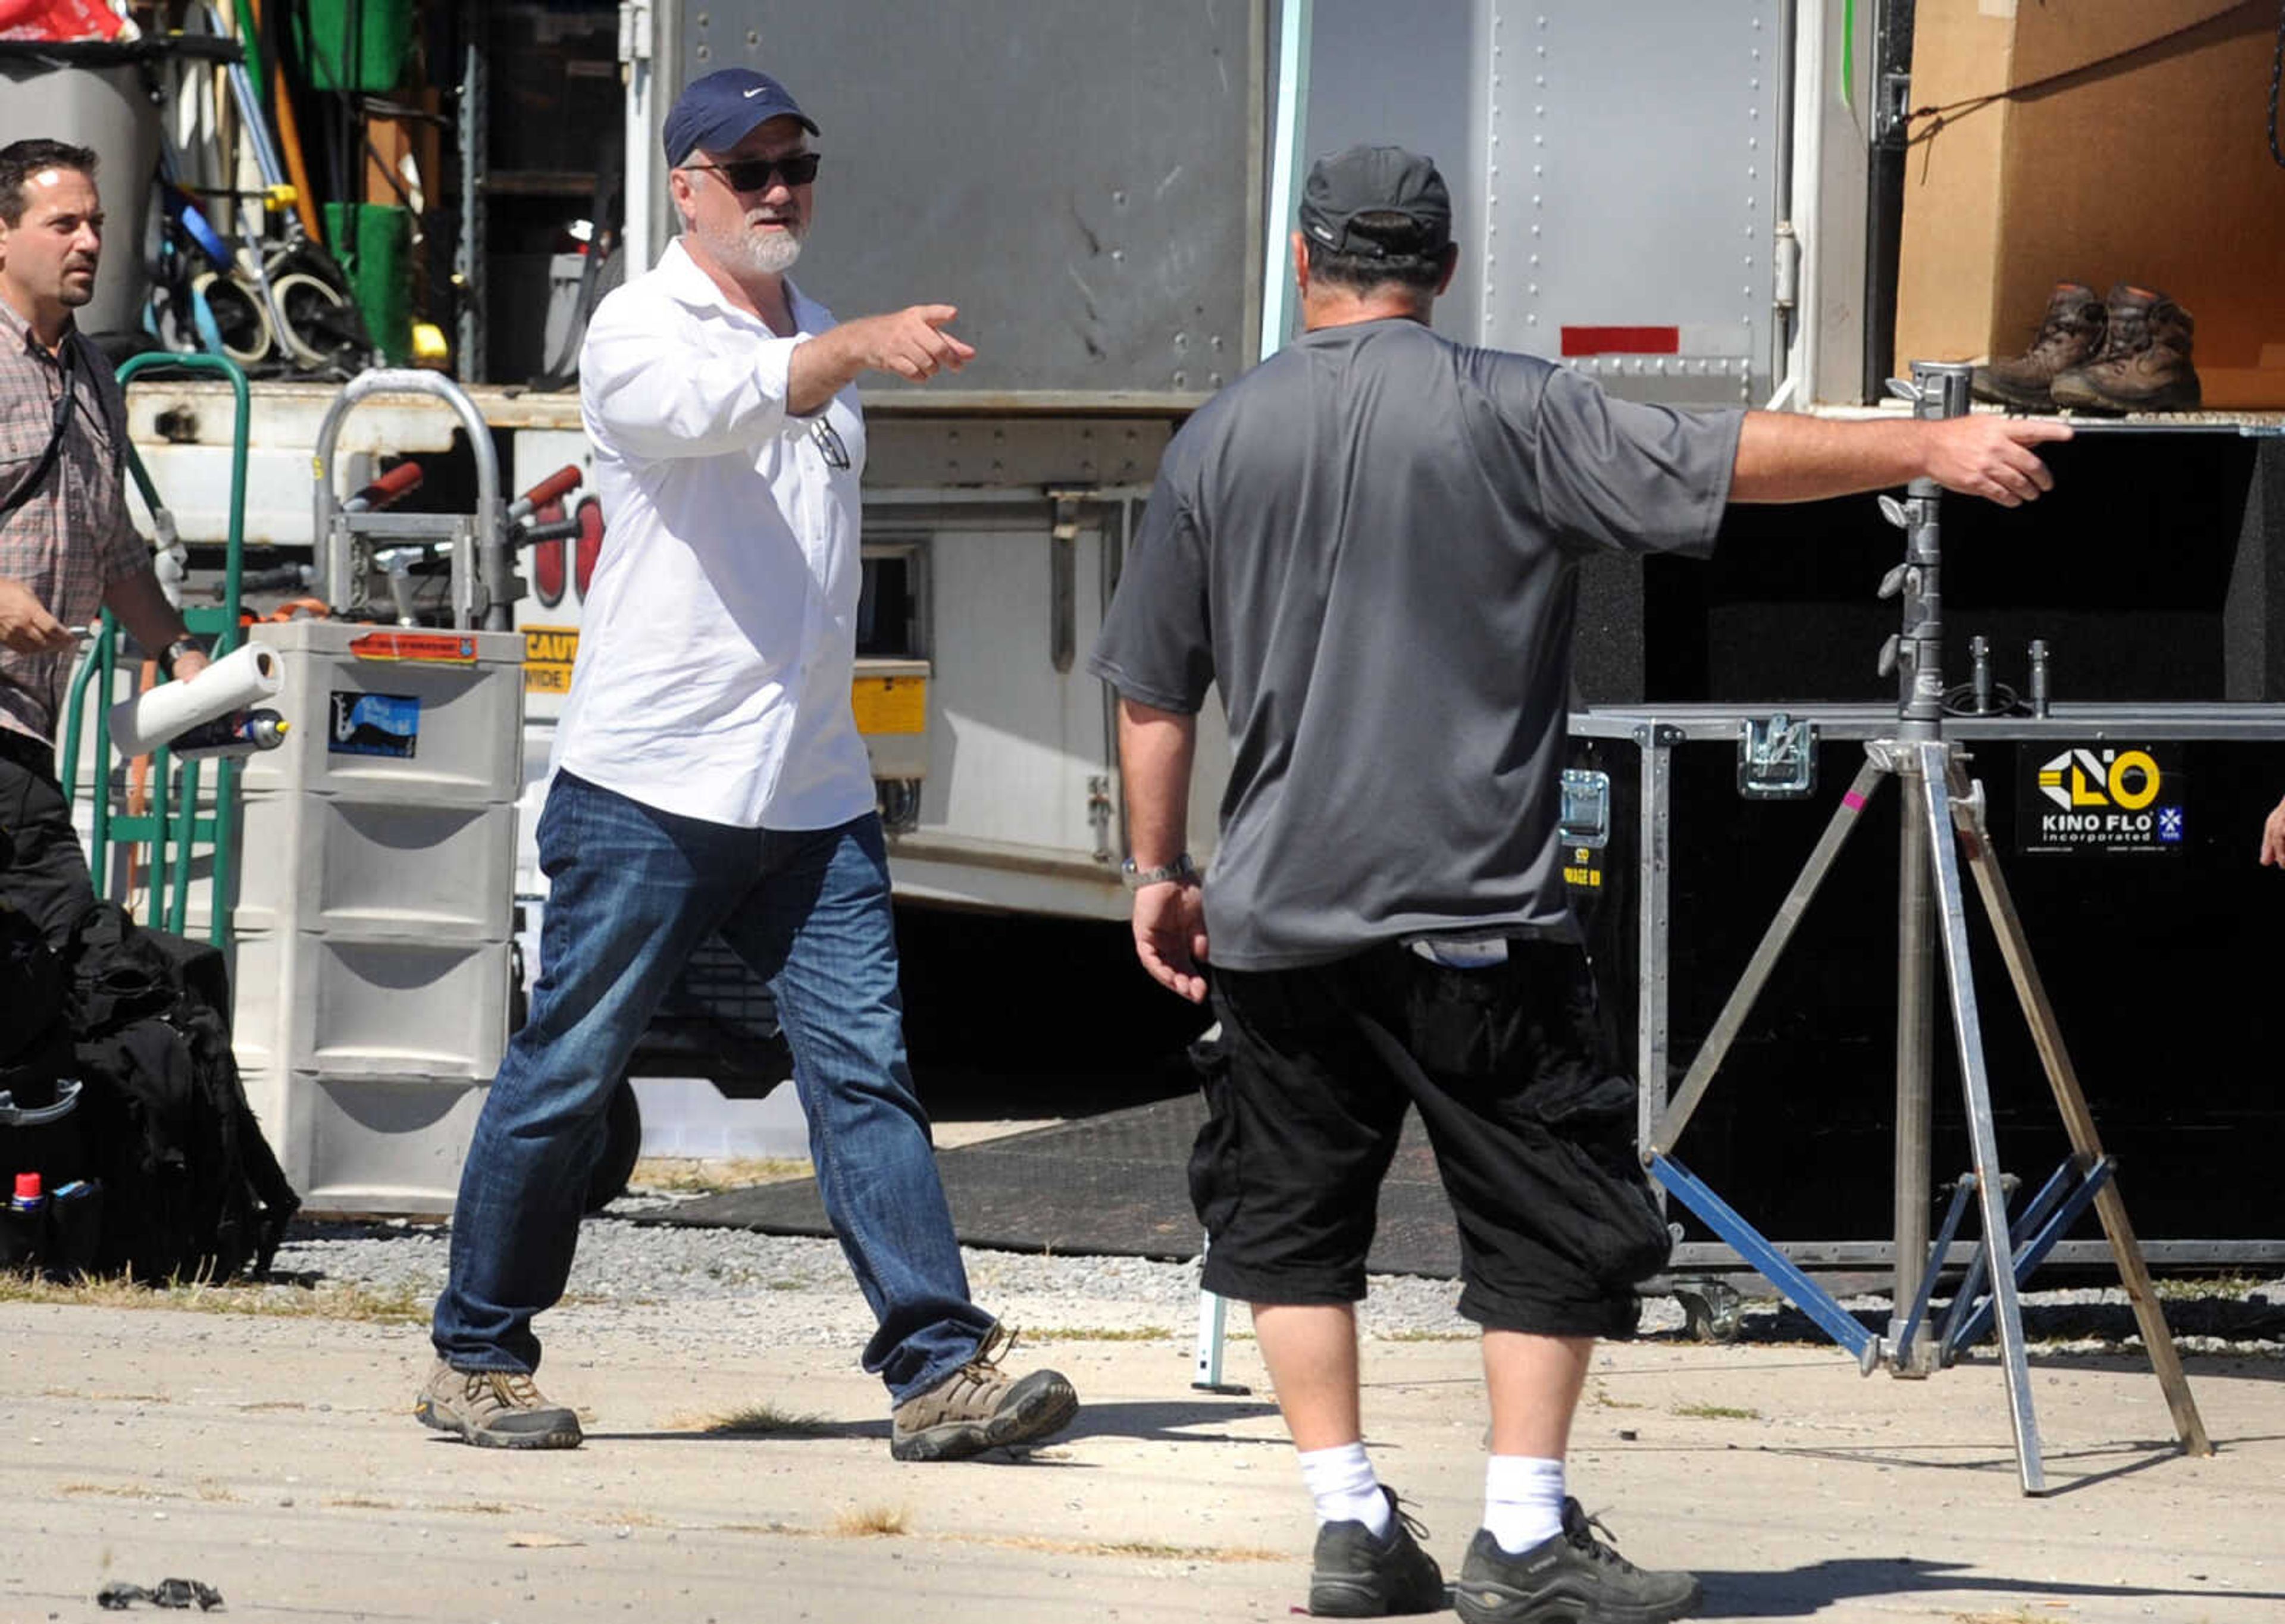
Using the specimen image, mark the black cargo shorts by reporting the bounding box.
[1192,938,1671,1338]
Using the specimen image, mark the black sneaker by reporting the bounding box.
[1454,1498,1700,1624]
[1308,1486,1448,1617]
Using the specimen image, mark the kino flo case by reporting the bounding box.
[1563,702,2285,1269]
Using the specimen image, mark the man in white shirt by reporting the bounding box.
[419,68,1078,1462]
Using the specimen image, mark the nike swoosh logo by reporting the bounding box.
[744,86,767,98]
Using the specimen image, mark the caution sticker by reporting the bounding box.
[853,674,926,735]
[523,624,578,694]
[348,630,480,664]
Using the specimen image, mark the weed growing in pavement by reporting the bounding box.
[832,1504,911,1537]
[1375,1328,1473,1343]
[673,1403,836,1438]
[1585,1381,1648,1410]
[2149,1273,2272,1301]
[1671,1402,1761,1421]
[0,1272,428,1324]
[1024,1325,1178,1343]
[629,1157,812,1194]
[993,1534,1285,1563]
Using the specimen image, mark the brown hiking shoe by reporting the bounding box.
[1971,281,2105,410]
[2051,283,2202,413]
[889,1323,1079,1461]
[415,1358,583,1450]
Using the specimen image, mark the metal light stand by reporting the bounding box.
[1643,361,2212,1493]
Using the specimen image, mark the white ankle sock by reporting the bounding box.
[1483,1455,1566,1553]
[1298,1442,1391,1535]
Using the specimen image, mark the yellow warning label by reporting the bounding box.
[1563,866,1602,888]
[853,674,926,734]
[523,624,578,694]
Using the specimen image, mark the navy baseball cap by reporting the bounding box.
[1298,145,1451,258]
[662,68,819,168]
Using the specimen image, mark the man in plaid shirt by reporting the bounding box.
[1,139,209,947]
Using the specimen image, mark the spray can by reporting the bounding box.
[1,1172,40,1270]
[170,708,290,760]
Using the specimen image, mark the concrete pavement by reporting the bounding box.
[3,1301,2280,1622]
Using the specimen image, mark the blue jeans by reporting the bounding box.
[431,771,994,1403]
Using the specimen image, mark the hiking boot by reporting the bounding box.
[1971,281,2105,410]
[1307,1487,1448,1617]
[2051,284,2202,413]
[888,1323,1079,1462]
[414,1358,583,1450]
[1454,1498,1701,1624]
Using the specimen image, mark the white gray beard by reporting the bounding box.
[705,215,803,277]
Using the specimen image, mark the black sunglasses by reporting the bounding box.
[685,152,821,193]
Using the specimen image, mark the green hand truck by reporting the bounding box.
[57,353,251,947]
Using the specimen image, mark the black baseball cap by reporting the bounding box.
[662,68,819,168]
[1298,145,1451,258]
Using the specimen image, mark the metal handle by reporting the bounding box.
[0,1077,82,1128]
[310,370,505,629]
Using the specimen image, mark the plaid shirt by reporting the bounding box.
[0,296,146,744]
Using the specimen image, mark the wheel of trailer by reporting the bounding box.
[583,1078,643,1214]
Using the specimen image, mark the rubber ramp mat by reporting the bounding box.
[645,1092,1464,1278]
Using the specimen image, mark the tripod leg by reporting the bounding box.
[1648,756,1887,1156]
[1945,758,2214,1458]
[1915,744,2045,1494]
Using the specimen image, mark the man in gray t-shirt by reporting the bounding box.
[1090,145,2070,1623]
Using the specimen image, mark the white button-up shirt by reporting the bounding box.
[556,238,875,830]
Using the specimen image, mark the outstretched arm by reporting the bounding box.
[787,305,975,416]
[1731,411,2074,508]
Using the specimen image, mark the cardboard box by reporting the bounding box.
[1895,0,2285,408]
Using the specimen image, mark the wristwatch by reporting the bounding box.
[1120,853,1198,890]
[158,635,204,680]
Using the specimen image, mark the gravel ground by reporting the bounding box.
[268,1182,2285,1362]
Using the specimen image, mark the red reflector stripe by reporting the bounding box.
[1560,326,1680,357]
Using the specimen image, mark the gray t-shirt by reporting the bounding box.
[1089,317,1742,970]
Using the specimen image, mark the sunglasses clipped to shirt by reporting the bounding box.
[684,152,822,193]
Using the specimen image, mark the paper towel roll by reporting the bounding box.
[109,643,284,758]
